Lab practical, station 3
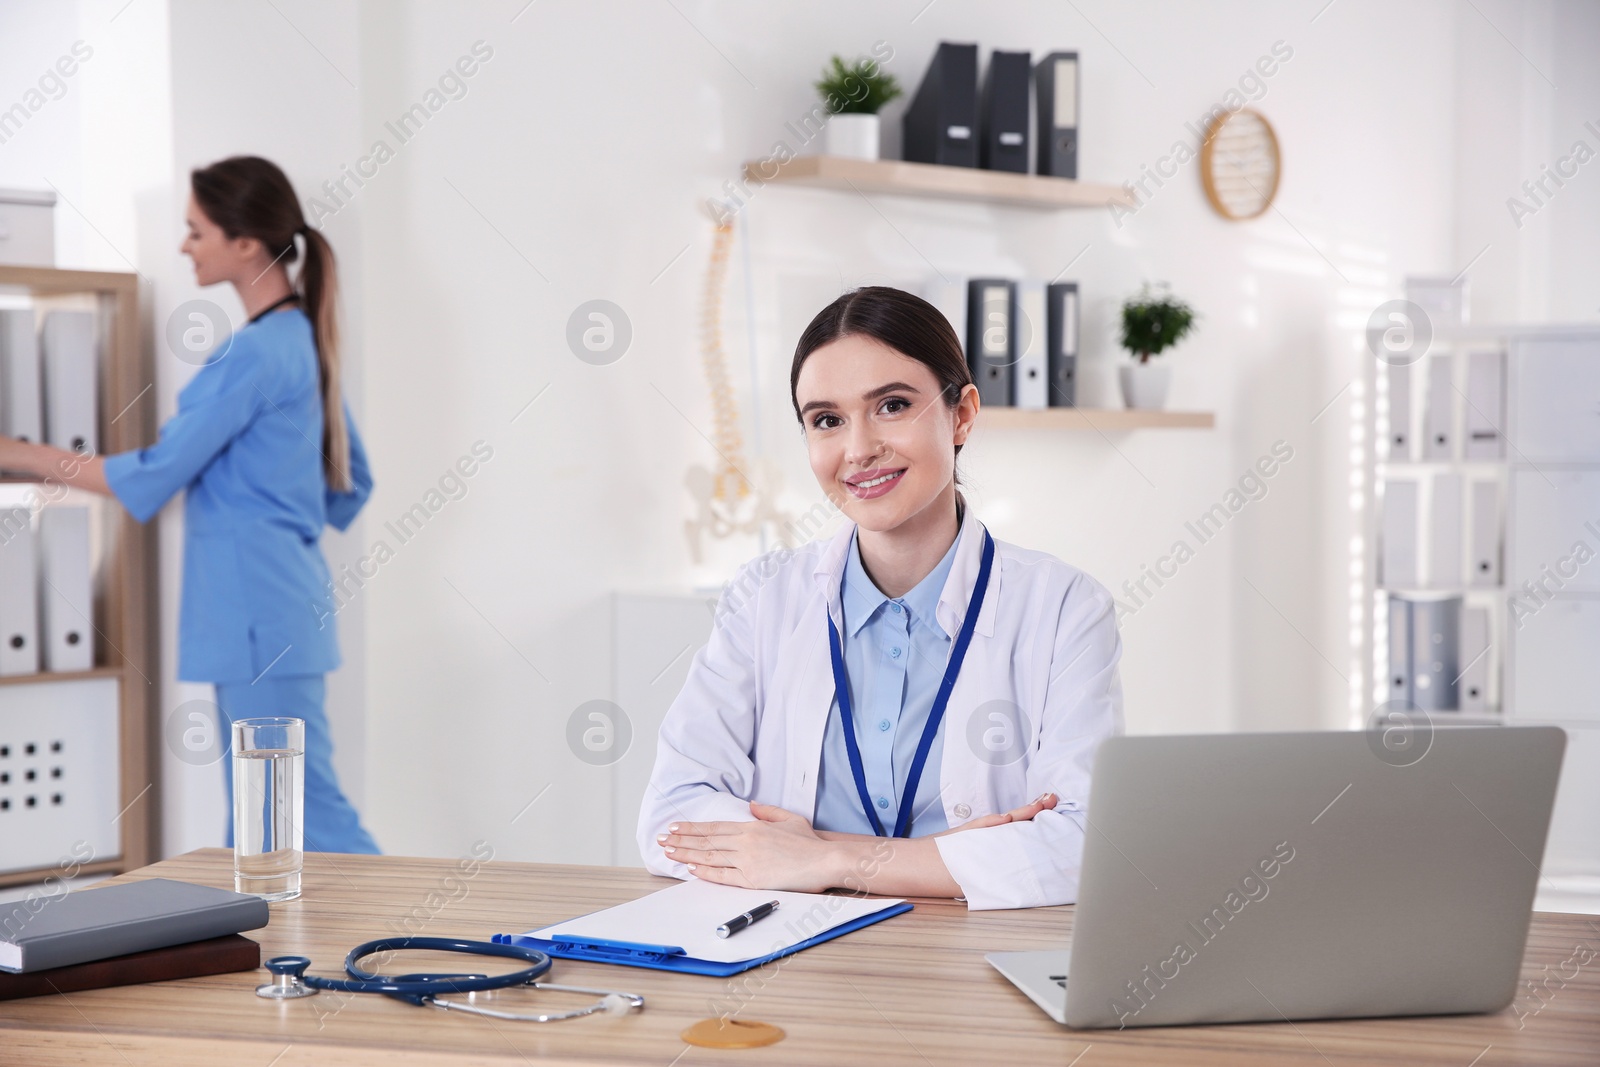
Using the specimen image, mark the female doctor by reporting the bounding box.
[0,156,380,854]
[641,286,1123,910]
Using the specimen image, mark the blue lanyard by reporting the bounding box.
[826,527,995,838]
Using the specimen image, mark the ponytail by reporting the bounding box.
[190,155,352,491]
[297,225,350,491]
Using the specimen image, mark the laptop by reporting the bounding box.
[988,726,1566,1029]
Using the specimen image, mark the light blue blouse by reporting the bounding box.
[813,526,961,838]
[103,307,372,684]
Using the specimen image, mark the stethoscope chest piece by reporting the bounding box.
[257,956,318,999]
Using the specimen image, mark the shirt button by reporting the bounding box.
[890,602,902,613]
[890,647,902,659]
[954,803,972,820]
[876,796,890,809]
[878,719,891,731]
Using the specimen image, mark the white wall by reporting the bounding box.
[1453,0,1600,324]
[3,0,1596,871]
[351,0,1464,866]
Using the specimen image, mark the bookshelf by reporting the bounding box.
[1364,323,1600,726]
[1367,332,1509,726]
[1362,322,1600,909]
[0,265,157,889]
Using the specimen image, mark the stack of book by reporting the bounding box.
[0,877,268,1000]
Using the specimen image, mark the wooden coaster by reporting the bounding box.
[681,1017,786,1049]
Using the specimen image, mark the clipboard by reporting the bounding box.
[492,881,914,977]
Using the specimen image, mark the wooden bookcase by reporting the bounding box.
[0,265,157,888]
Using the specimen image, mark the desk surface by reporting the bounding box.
[1,849,1597,1066]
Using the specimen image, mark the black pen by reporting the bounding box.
[716,900,780,938]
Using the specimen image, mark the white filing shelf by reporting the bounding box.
[1371,333,1515,720]
[1363,323,1600,909]
[0,266,156,889]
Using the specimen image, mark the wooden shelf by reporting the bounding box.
[1380,585,1505,595]
[1377,459,1508,470]
[0,855,125,890]
[0,265,157,890]
[0,666,124,688]
[743,155,1135,210]
[981,407,1215,430]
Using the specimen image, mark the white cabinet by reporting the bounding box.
[1511,338,1600,463]
[1509,470,1600,593]
[1511,597,1600,727]
[1541,727,1600,887]
[1504,330,1600,911]
[0,677,121,875]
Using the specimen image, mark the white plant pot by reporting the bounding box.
[1119,361,1172,410]
[826,113,880,161]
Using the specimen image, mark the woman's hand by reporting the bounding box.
[934,792,1059,836]
[0,436,37,474]
[657,793,1062,894]
[657,803,845,893]
[0,437,110,495]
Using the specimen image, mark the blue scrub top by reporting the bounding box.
[813,527,960,838]
[104,306,372,684]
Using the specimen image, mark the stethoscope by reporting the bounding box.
[256,937,646,1023]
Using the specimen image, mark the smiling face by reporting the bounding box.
[795,333,978,534]
[180,193,262,288]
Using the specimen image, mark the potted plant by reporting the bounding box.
[1119,283,1197,410]
[815,55,901,161]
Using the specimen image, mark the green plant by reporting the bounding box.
[815,55,902,115]
[1120,283,1198,363]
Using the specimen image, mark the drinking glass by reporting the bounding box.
[232,717,304,901]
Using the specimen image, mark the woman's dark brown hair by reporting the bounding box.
[789,285,974,460]
[190,156,350,491]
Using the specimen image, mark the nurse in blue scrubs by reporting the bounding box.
[0,156,380,854]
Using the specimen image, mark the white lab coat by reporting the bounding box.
[637,503,1124,910]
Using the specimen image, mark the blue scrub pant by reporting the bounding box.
[215,675,381,855]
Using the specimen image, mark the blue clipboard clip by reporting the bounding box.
[491,933,686,965]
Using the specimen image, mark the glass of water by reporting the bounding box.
[232,717,305,902]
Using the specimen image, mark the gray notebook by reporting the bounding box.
[0,878,269,973]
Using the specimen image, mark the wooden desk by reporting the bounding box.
[1,849,1596,1065]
